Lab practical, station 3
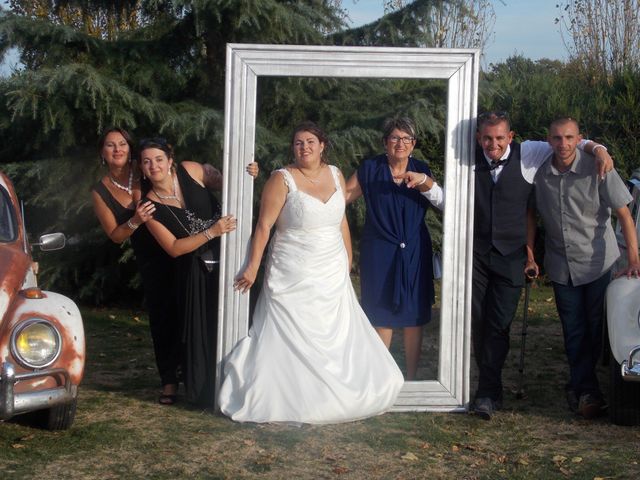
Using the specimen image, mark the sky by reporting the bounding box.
[344,0,569,66]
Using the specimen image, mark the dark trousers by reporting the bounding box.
[552,272,610,398]
[472,247,525,401]
[140,258,181,387]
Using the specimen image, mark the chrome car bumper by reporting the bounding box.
[0,362,76,420]
[622,346,640,382]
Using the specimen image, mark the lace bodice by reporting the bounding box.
[274,166,344,232]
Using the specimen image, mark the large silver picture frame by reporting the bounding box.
[217,44,479,412]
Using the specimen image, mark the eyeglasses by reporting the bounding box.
[387,135,415,145]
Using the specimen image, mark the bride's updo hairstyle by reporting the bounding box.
[290,121,331,164]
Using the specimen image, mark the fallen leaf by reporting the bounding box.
[333,466,350,474]
[451,445,460,452]
[243,439,255,446]
[545,297,554,302]
[518,458,529,465]
[401,452,419,461]
[11,444,25,449]
[420,442,431,450]
[553,455,567,464]
[559,467,571,476]
[109,314,116,319]
[571,457,582,463]
[496,455,508,464]
[133,316,141,322]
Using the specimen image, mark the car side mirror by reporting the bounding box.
[35,233,66,251]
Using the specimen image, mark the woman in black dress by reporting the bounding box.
[91,128,181,405]
[139,137,256,407]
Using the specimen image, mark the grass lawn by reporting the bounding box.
[1,281,639,479]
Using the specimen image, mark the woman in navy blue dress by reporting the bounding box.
[345,117,444,380]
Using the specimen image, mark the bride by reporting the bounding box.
[218,122,404,424]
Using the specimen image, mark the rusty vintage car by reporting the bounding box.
[0,171,85,429]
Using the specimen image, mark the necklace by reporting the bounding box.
[297,164,324,184]
[153,173,180,202]
[388,163,406,185]
[109,168,133,196]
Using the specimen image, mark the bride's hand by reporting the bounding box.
[234,265,257,294]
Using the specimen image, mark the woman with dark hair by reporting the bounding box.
[91,128,181,405]
[219,121,403,424]
[139,137,257,407]
[345,117,444,380]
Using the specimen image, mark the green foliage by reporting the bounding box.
[0,1,454,303]
[0,0,348,304]
[481,55,640,178]
[4,1,637,305]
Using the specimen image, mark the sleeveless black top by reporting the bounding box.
[146,164,221,260]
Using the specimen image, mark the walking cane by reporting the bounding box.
[516,270,536,399]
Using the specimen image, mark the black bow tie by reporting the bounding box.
[489,159,507,170]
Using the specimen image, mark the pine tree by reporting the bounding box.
[0,0,346,302]
[0,0,469,302]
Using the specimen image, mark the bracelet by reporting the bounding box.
[416,173,428,186]
[202,228,213,241]
[126,219,139,230]
[592,144,607,153]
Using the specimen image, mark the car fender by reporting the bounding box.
[0,291,85,385]
[606,276,640,365]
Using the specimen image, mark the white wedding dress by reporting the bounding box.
[218,166,404,424]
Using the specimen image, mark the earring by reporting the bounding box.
[101,157,106,166]
[128,154,132,164]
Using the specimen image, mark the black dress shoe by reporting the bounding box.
[158,394,177,405]
[578,393,605,419]
[473,397,495,420]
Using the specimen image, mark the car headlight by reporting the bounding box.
[11,319,62,369]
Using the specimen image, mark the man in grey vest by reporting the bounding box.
[472,112,612,420]
[531,117,639,419]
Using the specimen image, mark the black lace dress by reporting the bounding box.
[147,164,221,407]
[92,181,180,387]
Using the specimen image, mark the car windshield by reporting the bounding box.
[0,186,17,242]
